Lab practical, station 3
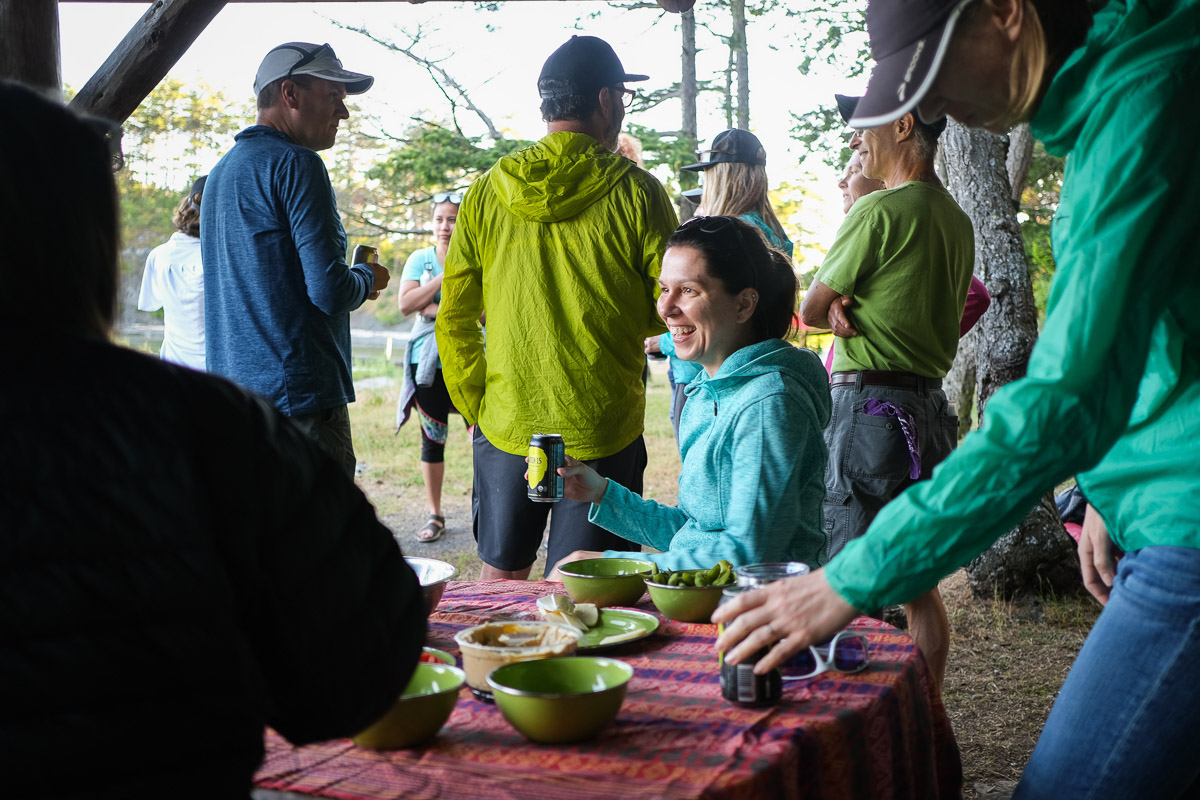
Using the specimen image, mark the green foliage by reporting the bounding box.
[790,105,854,174]
[368,121,530,203]
[109,79,252,282]
[623,122,700,194]
[119,78,251,186]
[1019,141,1065,319]
[117,177,178,276]
[779,0,870,173]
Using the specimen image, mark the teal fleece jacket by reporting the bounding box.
[594,339,832,570]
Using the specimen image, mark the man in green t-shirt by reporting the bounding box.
[800,111,973,690]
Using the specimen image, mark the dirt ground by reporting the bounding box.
[367,480,1099,800]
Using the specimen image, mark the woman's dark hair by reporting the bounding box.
[173,193,201,237]
[0,81,120,340]
[667,215,798,343]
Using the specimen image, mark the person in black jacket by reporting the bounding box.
[0,80,428,800]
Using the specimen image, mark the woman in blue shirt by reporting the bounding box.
[396,192,463,543]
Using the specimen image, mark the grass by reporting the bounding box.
[350,358,683,522]
[346,355,1100,794]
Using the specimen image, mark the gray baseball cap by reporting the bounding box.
[253,42,374,97]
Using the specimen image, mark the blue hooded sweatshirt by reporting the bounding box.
[594,338,832,570]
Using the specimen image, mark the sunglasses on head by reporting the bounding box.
[433,192,462,205]
[782,630,871,680]
[675,215,758,287]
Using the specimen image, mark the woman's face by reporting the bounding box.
[917,1,1023,133]
[838,151,886,214]
[433,201,458,246]
[656,245,755,376]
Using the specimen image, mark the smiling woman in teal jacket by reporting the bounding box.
[549,216,832,574]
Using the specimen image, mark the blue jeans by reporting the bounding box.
[1016,546,1200,798]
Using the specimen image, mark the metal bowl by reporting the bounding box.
[405,556,459,611]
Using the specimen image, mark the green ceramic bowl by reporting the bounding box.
[645,580,725,624]
[352,662,464,750]
[487,656,634,744]
[558,558,655,608]
[422,647,455,665]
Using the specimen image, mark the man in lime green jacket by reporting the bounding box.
[436,36,677,580]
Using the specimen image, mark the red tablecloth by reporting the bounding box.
[254,580,961,800]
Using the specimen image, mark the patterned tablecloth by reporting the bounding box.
[254,580,961,800]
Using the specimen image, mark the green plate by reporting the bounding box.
[578,608,659,650]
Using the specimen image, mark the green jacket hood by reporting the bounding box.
[1033,0,1198,155]
[490,131,635,223]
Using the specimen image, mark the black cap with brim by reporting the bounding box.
[538,35,648,98]
[836,92,947,135]
[848,0,972,130]
[682,128,767,172]
[835,94,859,125]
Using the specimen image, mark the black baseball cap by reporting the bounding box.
[848,0,973,129]
[186,175,207,212]
[682,129,766,172]
[538,36,648,98]
[837,93,947,135]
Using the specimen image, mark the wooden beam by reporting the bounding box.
[0,0,61,93]
[59,0,609,3]
[68,0,228,123]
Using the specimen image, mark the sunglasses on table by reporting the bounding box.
[782,629,871,681]
[433,192,463,205]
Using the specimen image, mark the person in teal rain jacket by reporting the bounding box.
[716,0,1200,796]
[548,216,831,574]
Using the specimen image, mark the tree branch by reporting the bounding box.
[329,18,503,141]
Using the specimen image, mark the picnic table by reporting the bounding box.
[253,579,961,799]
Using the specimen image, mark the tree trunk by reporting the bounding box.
[0,0,60,95]
[1006,123,1034,206]
[939,121,1081,600]
[944,324,979,440]
[679,8,699,217]
[681,9,698,147]
[729,0,750,129]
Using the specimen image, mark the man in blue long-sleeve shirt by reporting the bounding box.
[202,42,390,479]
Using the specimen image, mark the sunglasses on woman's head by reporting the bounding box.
[675,215,758,288]
[676,214,739,235]
[434,192,463,205]
[782,630,871,680]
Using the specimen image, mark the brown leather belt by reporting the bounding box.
[830,370,941,390]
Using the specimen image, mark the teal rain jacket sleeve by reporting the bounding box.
[825,3,1200,611]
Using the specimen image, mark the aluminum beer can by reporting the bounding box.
[527,433,565,503]
[352,244,378,266]
[717,586,781,706]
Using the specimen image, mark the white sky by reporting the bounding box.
[58,1,869,252]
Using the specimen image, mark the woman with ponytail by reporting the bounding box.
[549,216,831,574]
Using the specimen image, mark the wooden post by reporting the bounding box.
[0,0,61,94]
[68,0,228,123]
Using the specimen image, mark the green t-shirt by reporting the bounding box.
[814,181,974,377]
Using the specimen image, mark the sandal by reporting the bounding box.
[416,514,446,543]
